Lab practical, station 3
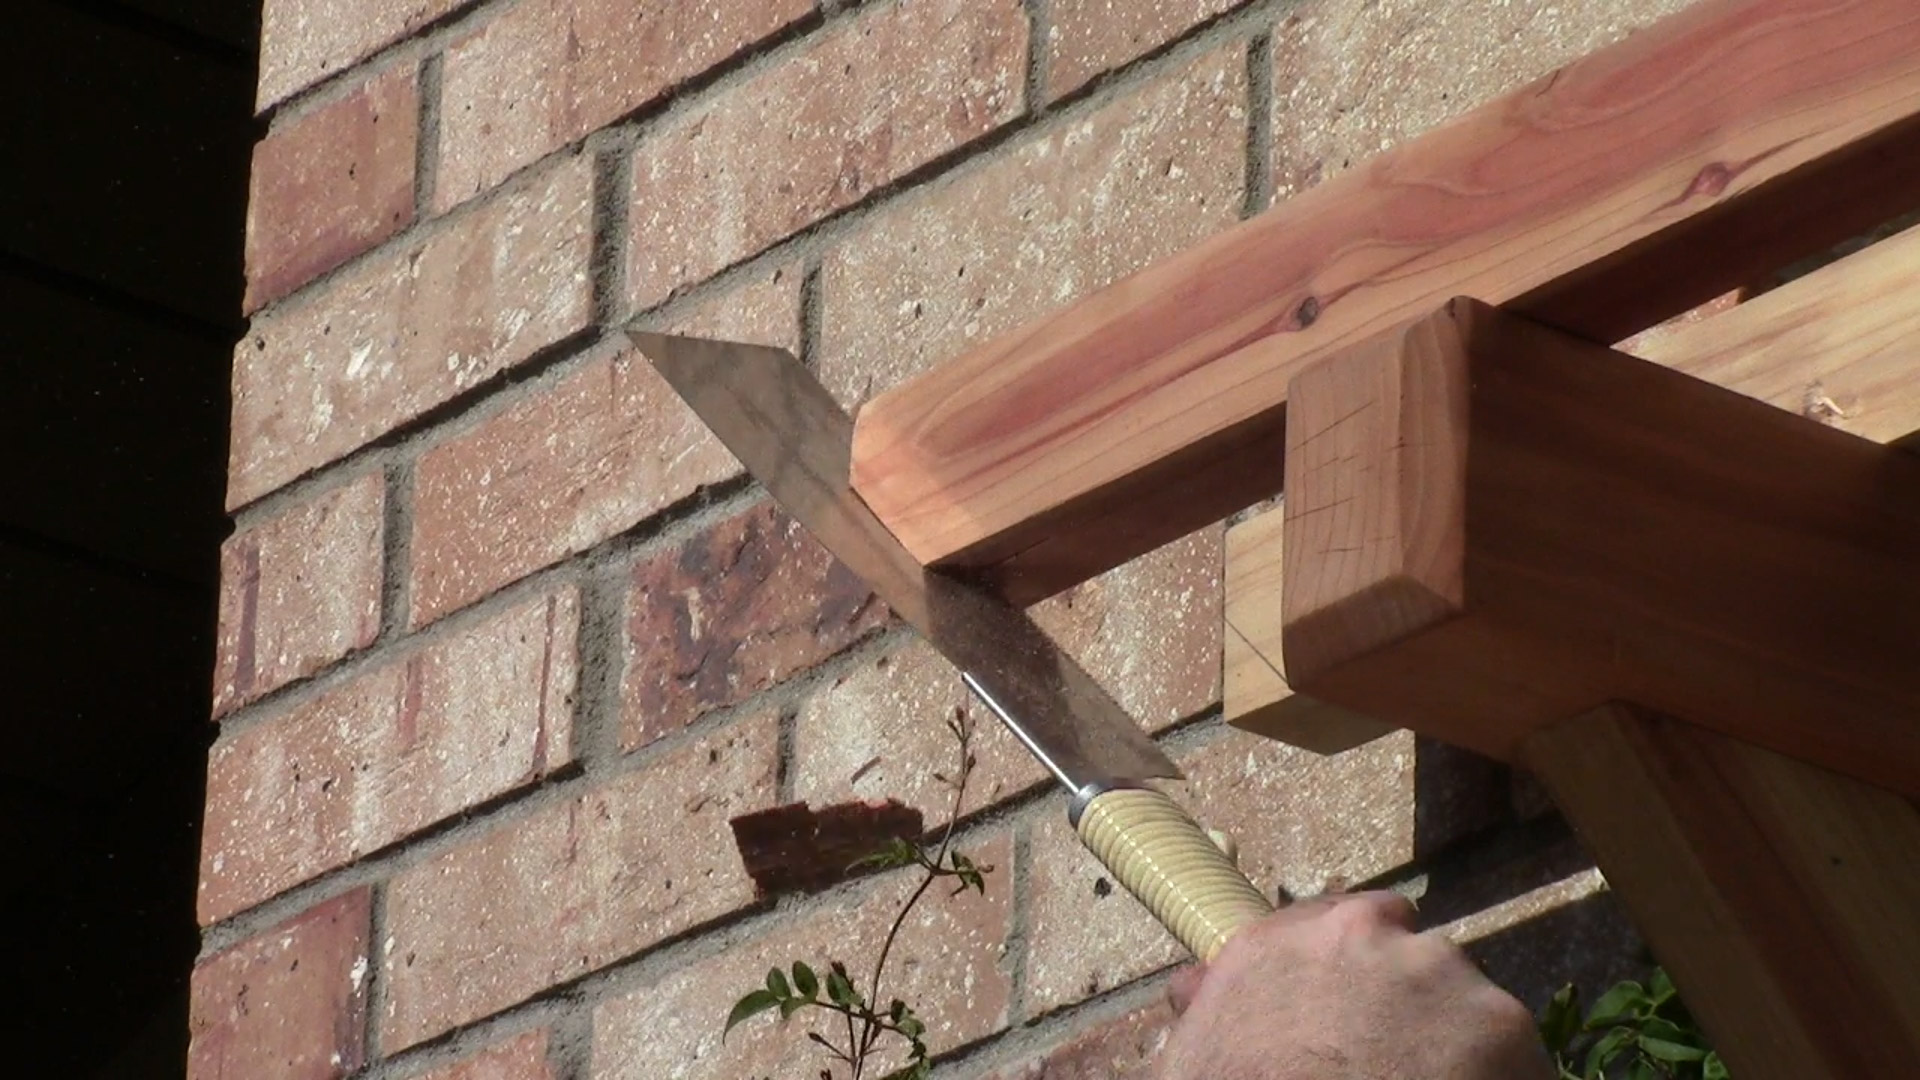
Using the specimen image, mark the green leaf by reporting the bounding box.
[850,837,922,873]
[1625,1058,1660,1080]
[897,1015,926,1040]
[826,964,858,1007]
[1538,983,1581,1054]
[1649,967,1677,1003]
[1637,1017,1689,1044]
[766,967,792,1000]
[1638,1036,1709,1064]
[779,996,809,1019]
[792,961,819,999]
[723,989,781,1040]
[1702,1051,1730,1080]
[1586,981,1650,1029]
[1584,1028,1634,1079]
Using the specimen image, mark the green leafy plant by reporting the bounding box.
[723,707,993,1080]
[1539,967,1728,1080]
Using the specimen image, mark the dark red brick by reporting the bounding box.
[188,890,371,1080]
[621,501,887,749]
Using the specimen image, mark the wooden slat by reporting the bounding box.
[1526,704,1920,1080]
[1226,223,1920,741]
[1279,298,1920,796]
[1223,505,1393,753]
[849,0,1920,605]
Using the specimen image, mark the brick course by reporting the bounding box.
[188,890,372,1080]
[436,0,813,211]
[412,1030,556,1080]
[213,473,384,717]
[818,42,1248,407]
[246,63,418,312]
[257,0,463,108]
[230,155,594,508]
[626,0,1029,308]
[200,589,578,923]
[983,1001,1176,1079]
[1046,0,1250,99]
[380,715,780,1049]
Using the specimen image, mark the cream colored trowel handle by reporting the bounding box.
[1074,787,1276,962]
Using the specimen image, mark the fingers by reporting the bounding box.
[1330,889,1420,933]
[1167,963,1206,1016]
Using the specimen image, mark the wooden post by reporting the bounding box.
[1280,298,1920,796]
[1525,704,1920,1080]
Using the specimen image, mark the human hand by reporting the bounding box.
[1157,891,1554,1080]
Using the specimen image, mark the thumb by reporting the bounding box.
[1167,963,1207,1016]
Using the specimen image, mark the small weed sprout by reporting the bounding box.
[723,706,993,1080]
[1538,967,1728,1080]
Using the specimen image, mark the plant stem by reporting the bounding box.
[855,708,976,1073]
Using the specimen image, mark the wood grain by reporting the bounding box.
[1228,223,1920,738]
[849,0,1920,604]
[1223,507,1394,753]
[1526,704,1920,1080]
[1280,299,1920,796]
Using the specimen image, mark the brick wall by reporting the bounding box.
[195,0,1701,1076]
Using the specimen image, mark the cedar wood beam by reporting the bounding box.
[849,0,1920,605]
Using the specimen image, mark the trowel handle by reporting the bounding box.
[1073,786,1276,962]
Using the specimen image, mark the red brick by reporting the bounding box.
[621,501,887,750]
[627,0,1028,307]
[230,156,594,509]
[818,42,1246,407]
[188,890,371,1080]
[246,63,418,313]
[1046,0,1249,99]
[414,1030,555,1080]
[436,0,812,211]
[791,526,1223,825]
[1269,0,1694,201]
[982,1001,1176,1079]
[408,264,799,626]
[1022,727,1506,1014]
[258,0,463,108]
[200,589,578,923]
[214,473,384,717]
[381,715,780,1049]
[592,830,1014,1080]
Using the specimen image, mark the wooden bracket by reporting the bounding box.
[1280,298,1920,796]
